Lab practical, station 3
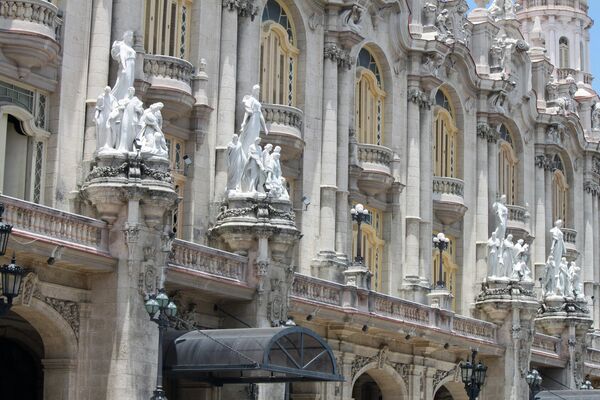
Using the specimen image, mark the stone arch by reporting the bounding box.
[434,375,468,400]
[352,362,409,400]
[0,103,50,139]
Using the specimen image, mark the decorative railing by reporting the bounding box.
[556,68,577,81]
[587,348,600,364]
[143,54,194,86]
[169,239,248,282]
[291,274,343,306]
[433,177,464,197]
[0,195,108,252]
[371,292,431,325]
[554,0,575,7]
[524,0,548,7]
[452,315,497,341]
[584,73,594,85]
[562,228,577,244]
[0,0,61,40]
[357,143,394,169]
[532,333,560,355]
[507,205,529,224]
[262,103,303,131]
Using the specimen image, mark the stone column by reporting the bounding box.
[235,1,260,128]
[476,122,490,281]
[407,365,425,400]
[403,84,422,296]
[335,60,353,261]
[583,183,594,282]
[487,126,499,207]
[43,359,77,400]
[418,92,433,284]
[215,2,240,200]
[594,193,600,328]
[316,26,342,266]
[544,156,553,252]
[533,149,547,273]
[83,0,114,165]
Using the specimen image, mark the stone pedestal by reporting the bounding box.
[427,288,453,310]
[476,279,539,399]
[343,262,371,290]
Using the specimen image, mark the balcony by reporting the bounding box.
[432,176,467,225]
[0,0,61,73]
[141,54,195,119]
[506,204,530,239]
[261,103,304,161]
[356,143,394,196]
[562,228,578,258]
[556,68,577,82]
[0,194,114,272]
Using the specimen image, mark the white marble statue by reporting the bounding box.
[115,87,144,152]
[492,194,509,243]
[592,102,600,132]
[569,261,584,300]
[435,9,451,40]
[543,255,557,297]
[500,234,515,278]
[137,102,168,158]
[111,31,136,102]
[95,86,116,153]
[556,257,571,297]
[270,146,289,200]
[226,134,245,192]
[239,84,268,155]
[240,137,266,193]
[549,219,565,267]
[487,231,501,278]
[520,243,532,281]
[489,0,517,21]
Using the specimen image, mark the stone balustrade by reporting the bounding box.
[261,103,304,161]
[290,274,497,343]
[532,333,561,356]
[357,143,394,168]
[562,228,577,244]
[584,72,594,85]
[587,348,600,365]
[556,68,577,81]
[143,54,194,86]
[262,103,303,131]
[1,195,108,251]
[433,176,464,197]
[0,0,61,40]
[507,205,528,224]
[169,239,248,281]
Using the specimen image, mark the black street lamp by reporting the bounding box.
[432,232,450,289]
[0,254,26,316]
[460,349,487,400]
[145,289,177,400]
[526,369,542,400]
[351,204,369,264]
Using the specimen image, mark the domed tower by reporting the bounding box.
[517,0,594,85]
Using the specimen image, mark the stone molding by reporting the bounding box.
[34,291,80,340]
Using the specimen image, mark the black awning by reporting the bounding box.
[164,326,344,384]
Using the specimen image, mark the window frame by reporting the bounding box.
[351,206,385,291]
[143,0,192,59]
[354,65,386,146]
[433,108,458,178]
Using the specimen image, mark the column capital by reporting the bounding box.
[408,88,431,109]
[223,0,259,20]
[324,42,353,69]
[477,123,490,140]
[584,181,600,196]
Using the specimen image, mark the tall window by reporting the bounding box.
[352,206,385,291]
[165,135,186,237]
[433,91,458,178]
[260,0,299,106]
[498,125,518,204]
[355,48,385,145]
[144,0,191,59]
[432,233,457,309]
[552,155,569,225]
[559,37,569,69]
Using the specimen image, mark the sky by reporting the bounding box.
[465,0,600,93]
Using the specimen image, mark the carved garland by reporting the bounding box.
[34,292,81,340]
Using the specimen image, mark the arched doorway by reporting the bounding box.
[353,373,383,400]
[0,311,44,400]
[434,386,454,400]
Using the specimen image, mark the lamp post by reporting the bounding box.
[145,289,177,400]
[432,232,450,289]
[351,204,369,264]
[460,349,488,400]
[0,203,12,256]
[0,203,25,317]
[526,369,542,400]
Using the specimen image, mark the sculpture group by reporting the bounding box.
[226,84,289,200]
[94,31,168,159]
[487,195,532,282]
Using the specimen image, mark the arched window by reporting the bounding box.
[498,125,518,204]
[352,205,385,291]
[559,37,569,69]
[432,233,457,310]
[143,0,192,59]
[260,0,299,106]
[433,91,458,178]
[355,48,386,145]
[165,134,186,238]
[552,155,569,225]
